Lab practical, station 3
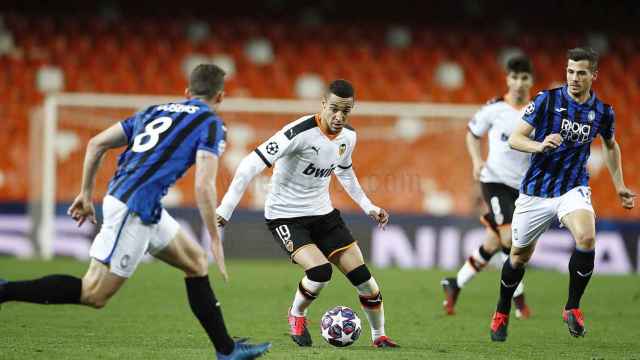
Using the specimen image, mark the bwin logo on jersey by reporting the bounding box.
[560,119,591,143]
[302,163,336,178]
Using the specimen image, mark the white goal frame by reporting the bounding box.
[35,92,479,259]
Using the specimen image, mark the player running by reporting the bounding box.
[490,48,635,341]
[441,56,534,318]
[217,80,398,349]
[0,64,271,360]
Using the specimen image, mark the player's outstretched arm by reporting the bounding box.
[216,152,268,224]
[465,131,485,181]
[508,120,562,153]
[335,166,388,229]
[602,137,635,209]
[68,123,128,227]
[195,150,228,282]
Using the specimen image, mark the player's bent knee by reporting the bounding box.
[575,233,595,249]
[482,237,501,254]
[80,275,107,309]
[346,266,382,308]
[510,252,532,268]
[510,257,528,269]
[345,264,371,287]
[87,298,108,309]
[187,250,209,277]
[81,290,110,309]
[305,263,332,283]
[500,234,513,249]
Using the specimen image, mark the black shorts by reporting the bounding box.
[480,182,519,234]
[265,209,356,259]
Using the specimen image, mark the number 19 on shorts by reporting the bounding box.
[275,225,291,242]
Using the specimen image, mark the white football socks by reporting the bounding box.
[456,261,478,288]
[356,278,385,340]
[290,276,327,317]
[457,247,490,288]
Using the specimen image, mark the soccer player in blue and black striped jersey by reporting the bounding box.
[489,48,635,342]
[0,64,271,359]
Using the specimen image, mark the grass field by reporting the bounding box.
[1,258,639,360]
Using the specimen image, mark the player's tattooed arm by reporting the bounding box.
[68,123,129,227]
[508,120,562,153]
[602,137,635,209]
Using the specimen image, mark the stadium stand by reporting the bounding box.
[0,6,638,219]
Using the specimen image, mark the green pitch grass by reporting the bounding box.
[1,258,639,359]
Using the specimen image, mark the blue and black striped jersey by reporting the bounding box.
[107,98,226,223]
[520,86,615,198]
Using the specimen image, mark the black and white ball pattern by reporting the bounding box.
[266,141,279,155]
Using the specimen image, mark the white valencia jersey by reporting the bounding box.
[467,99,531,190]
[254,114,356,219]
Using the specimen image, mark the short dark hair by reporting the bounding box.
[189,64,225,100]
[506,55,533,75]
[567,47,599,72]
[327,79,355,99]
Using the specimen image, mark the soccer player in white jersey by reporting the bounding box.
[490,48,635,341]
[217,80,398,348]
[0,65,270,360]
[441,56,534,318]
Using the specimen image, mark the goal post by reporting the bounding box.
[32,92,480,259]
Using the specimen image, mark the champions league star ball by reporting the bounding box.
[320,306,362,347]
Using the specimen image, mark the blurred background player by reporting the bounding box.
[441,56,534,319]
[0,64,271,360]
[490,48,636,341]
[216,80,398,348]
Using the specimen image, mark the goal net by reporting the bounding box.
[31,93,480,258]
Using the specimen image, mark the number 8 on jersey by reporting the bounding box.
[132,117,173,153]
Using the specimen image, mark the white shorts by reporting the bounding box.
[89,195,180,278]
[511,186,594,248]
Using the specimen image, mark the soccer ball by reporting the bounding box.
[320,306,362,347]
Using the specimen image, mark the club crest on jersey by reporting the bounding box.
[588,110,596,122]
[524,101,535,115]
[266,141,279,155]
[338,143,347,156]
